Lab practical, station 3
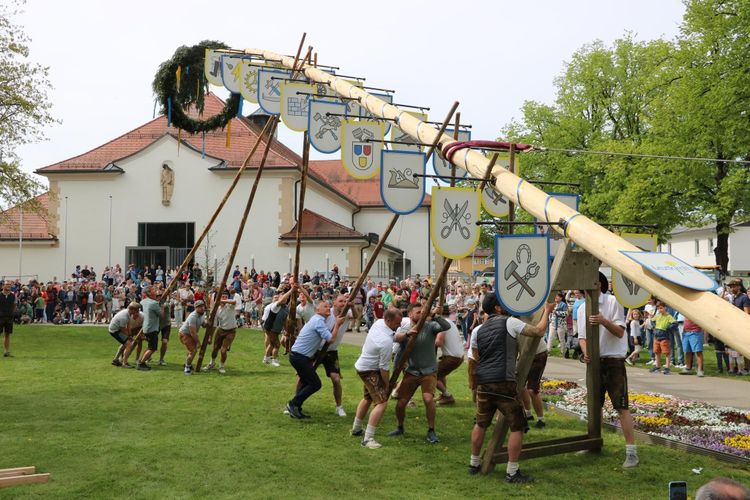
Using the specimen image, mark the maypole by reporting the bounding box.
[238,46,750,357]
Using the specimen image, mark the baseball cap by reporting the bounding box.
[194,300,206,307]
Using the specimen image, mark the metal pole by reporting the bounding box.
[64,196,68,279]
[402,251,406,281]
[108,195,113,267]
[18,207,23,279]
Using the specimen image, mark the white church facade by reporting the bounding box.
[0,94,438,282]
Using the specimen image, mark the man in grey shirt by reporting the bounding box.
[136,286,163,371]
[388,302,450,444]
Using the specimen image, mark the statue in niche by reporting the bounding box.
[160,164,174,206]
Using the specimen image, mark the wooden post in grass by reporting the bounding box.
[481,243,604,473]
[0,467,50,489]
[194,117,281,371]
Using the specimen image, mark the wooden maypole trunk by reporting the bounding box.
[241,47,750,358]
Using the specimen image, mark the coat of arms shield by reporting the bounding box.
[380,150,426,215]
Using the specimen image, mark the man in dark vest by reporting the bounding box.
[468,293,553,483]
[262,285,294,367]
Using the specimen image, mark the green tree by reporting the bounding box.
[0,0,57,212]
[646,0,750,272]
[500,15,750,273]
[501,36,681,237]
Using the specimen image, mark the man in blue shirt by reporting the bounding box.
[286,290,345,418]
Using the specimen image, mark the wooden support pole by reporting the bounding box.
[313,214,401,368]
[388,258,452,391]
[585,285,603,445]
[284,131,311,352]
[507,143,516,234]
[194,117,281,371]
[245,47,750,357]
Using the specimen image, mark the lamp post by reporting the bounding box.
[325,253,329,279]
[18,207,23,280]
[108,195,113,267]
[402,251,406,281]
[64,196,69,279]
[288,252,292,274]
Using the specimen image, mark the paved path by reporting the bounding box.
[340,330,750,412]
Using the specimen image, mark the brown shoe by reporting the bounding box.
[437,395,455,405]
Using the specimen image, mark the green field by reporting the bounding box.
[2,325,748,499]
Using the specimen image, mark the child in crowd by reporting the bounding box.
[626,309,643,366]
[72,306,84,324]
[650,303,675,374]
[727,345,743,375]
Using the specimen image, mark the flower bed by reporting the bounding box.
[541,379,750,459]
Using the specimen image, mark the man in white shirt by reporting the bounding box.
[205,290,239,374]
[577,272,638,469]
[351,308,404,449]
[108,302,144,366]
[435,305,465,405]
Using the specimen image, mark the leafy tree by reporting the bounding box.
[499,13,750,273]
[646,0,750,272]
[0,0,57,212]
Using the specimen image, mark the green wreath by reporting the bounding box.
[152,40,241,134]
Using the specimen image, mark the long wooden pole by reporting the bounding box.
[284,131,311,352]
[245,46,750,358]
[194,117,280,371]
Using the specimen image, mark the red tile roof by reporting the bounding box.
[279,209,364,240]
[36,93,300,172]
[0,193,55,240]
[35,93,430,209]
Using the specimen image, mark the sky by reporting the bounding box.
[16,0,686,182]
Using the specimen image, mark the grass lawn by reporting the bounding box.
[2,325,749,499]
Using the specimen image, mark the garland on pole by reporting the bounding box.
[152,40,241,134]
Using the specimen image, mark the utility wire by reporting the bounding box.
[532,146,750,166]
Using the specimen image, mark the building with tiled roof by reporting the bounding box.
[0,93,437,281]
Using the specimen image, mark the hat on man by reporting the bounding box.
[194,300,206,307]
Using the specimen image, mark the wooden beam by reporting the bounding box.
[246,46,750,358]
[195,117,281,371]
[493,438,604,463]
[0,474,50,488]
[0,467,35,477]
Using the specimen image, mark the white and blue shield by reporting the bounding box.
[308,99,347,154]
[390,111,428,152]
[342,120,383,179]
[380,150,425,215]
[430,187,480,259]
[281,81,315,132]
[621,251,716,292]
[204,49,224,87]
[495,234,551,316]
[612,233,657,308]
[535,192,579,257]
[257,68,290,115]
[220,55,244,94]
[433,129,471,183]
[360,92,394,135]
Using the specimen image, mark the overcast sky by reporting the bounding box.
[16,0,685,181]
